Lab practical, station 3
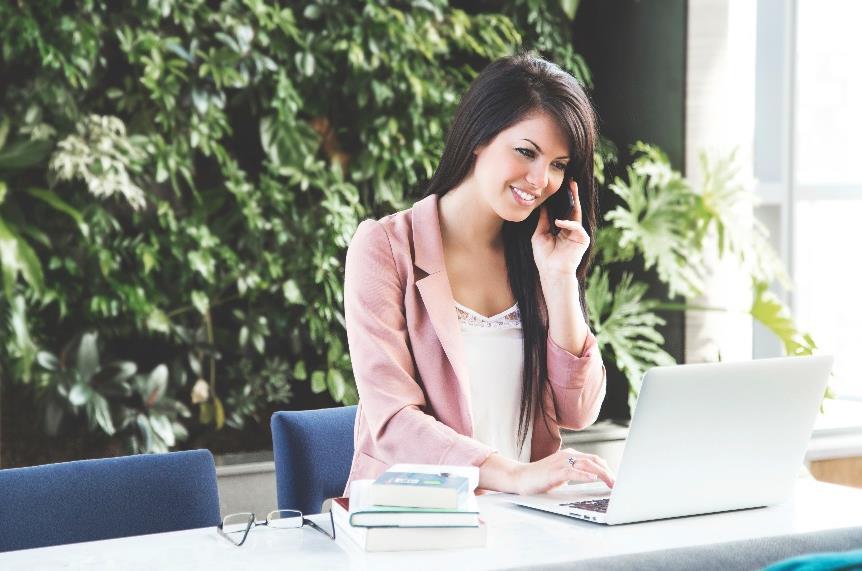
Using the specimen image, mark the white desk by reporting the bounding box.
[4,479,862,570]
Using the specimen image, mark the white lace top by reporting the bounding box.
[455,301,533,462]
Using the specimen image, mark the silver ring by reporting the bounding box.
[568,456,576,468]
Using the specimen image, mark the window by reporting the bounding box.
[755,0,862,399]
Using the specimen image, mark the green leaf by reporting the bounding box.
[0,218,44,295]
[586,268,675,409]
[295,52,315,77]
[149,414,175,447]
[283,279,303,304]
[0,138,53,170]
[214,397,225,429]
[252,333,265,354]
[327,369,346,402]
[293,361,307,381]
[696,150,788,286]
[92,361,137,388]
[199,401,213,424]
[91,393,116,435]
[750,281,816,356]
[137,413,153,452]
[14,231,44,292]
[303,4,322,19]
[37,351,60,371]
[191,290,210,315]
[188,353,203,377]
[7,294,39,380]
[171,421,189,442]
[146,308,171,333]
[559,0,580,20]
[342,384,359,406]
[145,364,169,406]
[311,370,326,393]
[44,399,64,436]
[25,188,90,238]
[0,116,9,149]
[77,332,100,382]
[166,41,194,64]
[605,148,705,298]
[188,251,215,281]
[68,383,92,406]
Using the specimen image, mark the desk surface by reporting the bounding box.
[5,479,862,570]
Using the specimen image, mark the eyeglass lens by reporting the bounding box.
[266,509,303,529]
[219,513,255,546]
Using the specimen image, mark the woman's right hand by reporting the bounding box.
[513,448,615,495]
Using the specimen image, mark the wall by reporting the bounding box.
[572,0,688,419]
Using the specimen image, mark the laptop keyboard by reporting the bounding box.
[560,498,610,513]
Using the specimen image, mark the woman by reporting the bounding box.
[343,53,614,496]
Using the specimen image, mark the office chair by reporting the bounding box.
[271,406,357,514]
[0,449,221,552]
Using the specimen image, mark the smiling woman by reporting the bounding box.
[342,53,611,498]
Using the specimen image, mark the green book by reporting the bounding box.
[350,480,479,527]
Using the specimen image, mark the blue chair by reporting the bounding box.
[0,449,221,552]
[271,406,357,515]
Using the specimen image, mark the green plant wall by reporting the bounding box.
[0,0,591,462]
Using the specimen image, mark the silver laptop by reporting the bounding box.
[512,355,833,525]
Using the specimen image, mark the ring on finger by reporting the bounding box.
[568,456,576,468]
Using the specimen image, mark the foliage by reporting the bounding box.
[34,332,190,453]
[589,143,818,408]
[604,144,708,298]
[0,0,584,459]
[586,269,675,402]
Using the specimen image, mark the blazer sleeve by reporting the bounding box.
[546,330,606,430]
[344,219,495,467]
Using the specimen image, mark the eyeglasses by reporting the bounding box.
[217,509,336,546]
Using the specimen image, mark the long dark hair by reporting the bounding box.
[423,53,599,452]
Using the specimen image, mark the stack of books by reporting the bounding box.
[331,463,487,552]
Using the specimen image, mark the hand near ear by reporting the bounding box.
[531,180,589,279]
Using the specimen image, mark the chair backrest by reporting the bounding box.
[271,406,357,515]
[0,449,221,552]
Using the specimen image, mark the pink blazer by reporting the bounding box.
[342,193,606,494]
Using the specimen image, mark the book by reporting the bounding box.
[370,471,469,510]
[350,479,479,527]
[332,495,487,552]
[369,463,480,509]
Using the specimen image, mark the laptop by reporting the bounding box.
[512,355,833,525]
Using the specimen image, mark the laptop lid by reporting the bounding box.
[604,355,833,525]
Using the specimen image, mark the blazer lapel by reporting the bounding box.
[411,195,474,424]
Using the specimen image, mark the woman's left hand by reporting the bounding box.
[531,180,589,279]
